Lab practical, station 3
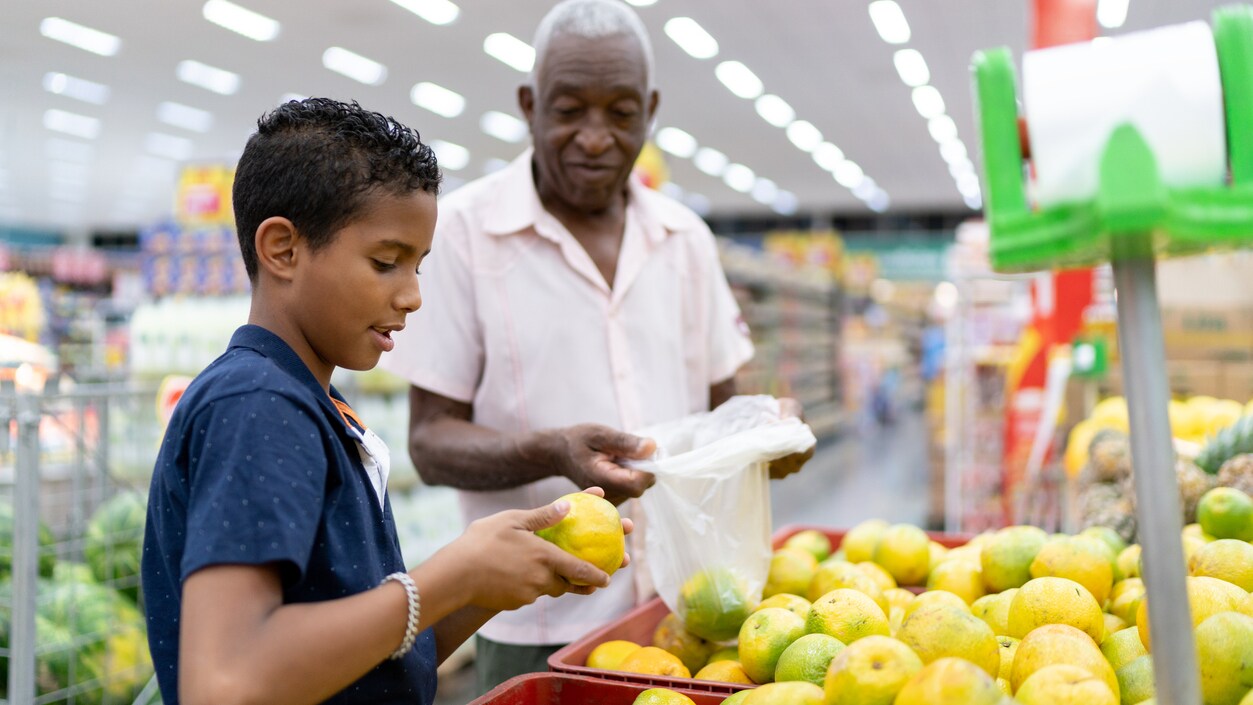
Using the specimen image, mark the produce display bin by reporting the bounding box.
[470,672,731,705]
[549,526,977,690]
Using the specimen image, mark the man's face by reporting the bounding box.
[292,190,436,381]
[522,32,657,215]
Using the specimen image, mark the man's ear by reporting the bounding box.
[646,89,659,125]
[253,216,300,282]
[518,84,536,126]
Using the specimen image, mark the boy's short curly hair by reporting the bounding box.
[233,98,442,282]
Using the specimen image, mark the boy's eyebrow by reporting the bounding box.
[375,239,418,255]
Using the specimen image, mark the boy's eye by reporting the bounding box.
[372,259,396,271]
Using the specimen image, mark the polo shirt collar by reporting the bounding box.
[226,324,350,424]
[482,147,689,246]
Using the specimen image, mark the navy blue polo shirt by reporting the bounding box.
[142,325,436,705]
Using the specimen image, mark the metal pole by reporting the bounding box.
[1111,257,1199,705]
[10,391,41,705]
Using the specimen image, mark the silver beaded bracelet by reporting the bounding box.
[381,571,420,660]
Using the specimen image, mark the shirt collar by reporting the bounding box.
[482,147,690,245]
[226,324,350,425]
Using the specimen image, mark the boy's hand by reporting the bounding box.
[457,488,632,611]
[550,424,656,505]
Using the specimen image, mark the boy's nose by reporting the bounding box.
[397,277,422,313]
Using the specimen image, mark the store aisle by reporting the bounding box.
[770,409,932,530]
[433,411,932,704]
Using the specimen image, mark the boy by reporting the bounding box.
[141,98,622,705]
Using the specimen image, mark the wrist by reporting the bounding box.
[412,545,475,613]
[520,429,566,479]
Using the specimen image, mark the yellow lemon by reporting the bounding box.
[893,657,1003,705]
[742,681,824,705]
[632,688,696,705]
[928,541,950,571]
[822,635,922,705]
[1115,654,1155,705]
[706,646,740,665]
[618,646,692,679]
[1110,580,1146,626]
[1008,577,1104,642]
[874,524,932,586]
[1117,545,1142,579]
[1015,663,1118,705]
[693,659,754,684]
[904,589,968,619]
[773,633,845,687]
[1102,612,1127,639]
[783,529,832,562]
[971,589,1016,636]
[981,525,1049,593]
[534,492,624,584]
[884,587,916,612]
[1029,536,1114,607]
[721,691,750,705]
[854,561,898,592]
[841,519,889,563]
[1011,624,1119,698]
[896,603,1000,677]
[1196,611,1253,705]
[737,607,806,684]
[926,558,986,605]
[755,593,811,620]
[764,548,818,599]
[586,639,641,670]
[1137,575,1246,651]
[1198,487,1253,542]
[1189,538,1253,590]
[996,635,1019,681]
[1099,626,1146,672]
[652,612,716,674]
[805,589,890,645]
[806,560,888,614]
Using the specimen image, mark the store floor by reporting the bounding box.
[434,410,931,704]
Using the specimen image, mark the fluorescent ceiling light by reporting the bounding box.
[659,182,684,200]
[483,33,535,73]
[956,172,981,194]
[750,177,777,204]
[694,147,728,176]
[43,72,110,105]
[482,157,509,175]
[44,109,101,139]
[322,47,387,86]
[202,0,280,41]
[785,120,822,152]
[812,142,845,171]
[388,0,460,26]
[48,161,91,184]
[927,115,957,143]
[134,155,178,179]
[40,17,121,56]
[772,190,798,215]
[911,85,945,119]
[715,61,763,99]
[664,17,718,59]
[893,49,930,87]
[852,177,878,200]
[964,193,983,210]
[868,1,910,44]
[867,190,890,212]
[624,0,658,5]
[146,132,194,161]
[479,110,528,143]
[722,163,755,193]
[158,102,214,133]
[655,127,697,158]
[949,159,976,178]
[177,59,241,94]
[429,139,470,170]
[685,192,711,216]
[1097,0,1129,28]
[754,94,794,128]
[46,138,94,163]
[279,93,308,104]
[940,139,968,165]
[411,81,465,118]
[833,160,864,188]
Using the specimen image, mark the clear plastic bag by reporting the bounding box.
[631,395,817,642]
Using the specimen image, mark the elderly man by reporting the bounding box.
[381,0,811,692]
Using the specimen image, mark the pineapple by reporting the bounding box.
[1078,481,1137,544]
[1176,459,1217,524]
[1217,453,1253,496]
[1196,414,1253,474]
[1087,429,1131,483]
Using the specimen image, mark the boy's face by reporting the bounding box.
[291,189,436,383]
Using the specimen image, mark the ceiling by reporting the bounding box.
[0,0,1231,234]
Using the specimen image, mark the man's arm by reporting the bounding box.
[408,386,656,504]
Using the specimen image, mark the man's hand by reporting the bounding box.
[549,424,656,505]
[769,397,815,480]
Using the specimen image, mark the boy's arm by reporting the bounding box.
[407,386,656,505]
[179,502,607,705]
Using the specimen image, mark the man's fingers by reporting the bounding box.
[517,499,571,532]
[621,517,634,536]
[581,486,606,499]
[779,397,803,419]
[588,426,655,459]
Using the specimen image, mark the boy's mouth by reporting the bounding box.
[370,327,395,352]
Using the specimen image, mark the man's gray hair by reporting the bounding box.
[530,0,654,90]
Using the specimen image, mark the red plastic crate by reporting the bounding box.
[469,672,731,704]
[551,526,976,690]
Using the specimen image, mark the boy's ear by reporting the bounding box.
[254,216,301,282]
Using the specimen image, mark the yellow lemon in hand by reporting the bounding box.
[535,492,624,585]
